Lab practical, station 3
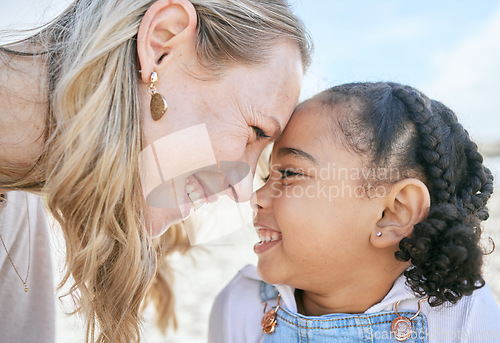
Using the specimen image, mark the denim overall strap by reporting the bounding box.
[260,282,429,343]
[260,281,280,302]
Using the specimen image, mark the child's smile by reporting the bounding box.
[254,227,282,254]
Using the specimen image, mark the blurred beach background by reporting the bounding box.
[1,0,500,341]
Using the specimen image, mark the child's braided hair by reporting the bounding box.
[322,82,494,306]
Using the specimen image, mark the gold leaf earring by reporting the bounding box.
[149,71,168,121]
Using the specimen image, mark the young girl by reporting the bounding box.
[209,82,500,342]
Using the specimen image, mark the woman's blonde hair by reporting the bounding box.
[0,0,311,341]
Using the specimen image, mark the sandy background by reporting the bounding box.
[53,156,500,342]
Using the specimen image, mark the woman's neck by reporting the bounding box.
[0,46,48,178]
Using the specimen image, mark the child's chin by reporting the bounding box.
[256,261,282,285]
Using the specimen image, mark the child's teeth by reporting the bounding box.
[186,185,195,193]
[258,230,281,244]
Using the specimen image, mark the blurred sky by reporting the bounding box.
[1,0,499,141]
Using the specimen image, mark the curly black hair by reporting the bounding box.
[321,82,494,307]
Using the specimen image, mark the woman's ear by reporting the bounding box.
[371,178,430,248]
[137,0,198,83]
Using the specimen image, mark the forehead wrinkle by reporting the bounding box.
[233,95,254,127]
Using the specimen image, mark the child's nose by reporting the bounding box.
[249,192,259,221]
[250,191,259,209]
[251,182,273,214]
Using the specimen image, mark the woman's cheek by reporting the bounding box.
[209,127,248,161]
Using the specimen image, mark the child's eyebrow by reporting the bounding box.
[277,147,318,165]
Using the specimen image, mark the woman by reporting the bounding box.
[0,0,311,341]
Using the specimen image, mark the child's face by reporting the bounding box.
[252,99,385,293]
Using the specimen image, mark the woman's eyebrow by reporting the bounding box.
[277,147,318,165]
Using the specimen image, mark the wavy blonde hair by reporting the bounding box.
[0,0,311,341]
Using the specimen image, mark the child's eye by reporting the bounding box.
[251,126,271,140]
[278,168,303,179]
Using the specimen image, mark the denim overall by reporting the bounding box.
[260,282,429,343]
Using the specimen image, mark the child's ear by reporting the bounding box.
[137,0,198,83]
[371,179,430,248]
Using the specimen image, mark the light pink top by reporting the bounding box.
[0,191,55,342]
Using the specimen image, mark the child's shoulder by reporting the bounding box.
[213,264,265,310]
[459,283,500,335]
[208,265,266,343]
[420,283,500,341]
[222,264,263,295]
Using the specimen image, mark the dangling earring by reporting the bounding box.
[149,71,168,121]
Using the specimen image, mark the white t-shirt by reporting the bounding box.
[0,191,55,343]
[209,264,500,343]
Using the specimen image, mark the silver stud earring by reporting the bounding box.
[377,232,382,237]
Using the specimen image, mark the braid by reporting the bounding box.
[391,86,456,205]
[391,84,494,306]
[433,99,494,219]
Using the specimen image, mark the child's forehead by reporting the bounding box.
[282,98,346,142]
[279,101,326,138]
[293,92,356,122]
[269,94,366,164]
[270,108,337,157]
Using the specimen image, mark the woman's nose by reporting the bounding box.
[222,161,253,202]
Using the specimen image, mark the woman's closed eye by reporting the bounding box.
[251,126,271,140]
